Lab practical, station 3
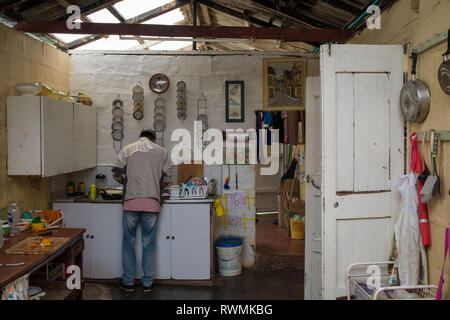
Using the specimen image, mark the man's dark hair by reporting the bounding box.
[140,129,156,141]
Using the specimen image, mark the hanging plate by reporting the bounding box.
[111,129,123,141]
[176,93,186,100]
[177,111,187,120]
[177,87,186,95]
[149,73,169,94]
[177,105,186,112]
[132,92,144,101]
[111,121,123,131]
[112,115,123,123]
[112,98,123,108]
[176,98,186,107]
[133,110,144,120]
[132,82,144,93]
[176,80,186,89]
[133,100,144,109]
[154,96,166,108]
[154,105,165,115]
[112,106,123,117]
[154,113,165,121]
[153,119,165,132]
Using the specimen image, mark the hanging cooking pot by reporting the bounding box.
[400,51,430,122]
[437,29,450,95]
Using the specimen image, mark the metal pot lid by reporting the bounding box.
[177,105,186,112]
[177,111,187,120]
[112,106,123,117]
[111,130,123,141]
[176,99,186,107]
[133,110,144,120]
[400,79,430,122]
[154,96,166,108]
[154,105,165,115]
[177,80,186,89]
[112,98,124,108]
[132,92,144,101]
[153,119,165,132]
[154,113,165,121]
[132,82,144,93]
[111,121,124,131]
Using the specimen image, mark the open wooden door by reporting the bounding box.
[319,44,404,299]
[305,76,322,300]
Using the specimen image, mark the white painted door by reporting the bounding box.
[53,202,91,278]
[90,204,123,279]
[41,97,74,177]
[171,204,210,280]
[154,204,172,279]
[305,76,322,300]
[320,45,404,299]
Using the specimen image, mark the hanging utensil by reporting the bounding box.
[400,51,431,122]
[224,165,230,190]
[418,129,430,181]
[421,130,440,203]
[437,29,450,95]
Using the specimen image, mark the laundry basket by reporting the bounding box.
[347,261,438,300]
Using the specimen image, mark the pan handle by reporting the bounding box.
[411,51,418,77]
[444,29,450,58]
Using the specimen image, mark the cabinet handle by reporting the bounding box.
[171,236,175,240]
[91,235,94,239]
[86,234,90,239]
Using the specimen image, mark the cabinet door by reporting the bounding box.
[52,202,91,278]
[6,96,41,175]
[41,97,74,177]
[90,204,123,279]
[74,104,96,171]
[154,204,172,280]
[171,204,210,280]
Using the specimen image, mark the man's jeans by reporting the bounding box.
[122,211,159,287]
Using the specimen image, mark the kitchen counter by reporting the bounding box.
[52,194,215,205]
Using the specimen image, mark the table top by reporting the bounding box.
[0,228,85,287]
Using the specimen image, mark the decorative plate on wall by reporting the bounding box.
[149,73,169,94]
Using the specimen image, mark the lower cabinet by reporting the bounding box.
[53,201,212,280]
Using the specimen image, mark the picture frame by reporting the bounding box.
[225,81,245,122]
[263,58,307,110]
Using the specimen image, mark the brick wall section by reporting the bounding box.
[0,23,70,219]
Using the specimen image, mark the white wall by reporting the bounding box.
[69,51,317,268]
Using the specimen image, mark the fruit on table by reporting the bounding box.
[28,238,52,249]
[40,238,51,247]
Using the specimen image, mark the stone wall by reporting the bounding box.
[0,24,70,219]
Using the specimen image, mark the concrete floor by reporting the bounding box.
[83,269,303,300]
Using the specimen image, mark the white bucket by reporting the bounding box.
[216,244,243,276]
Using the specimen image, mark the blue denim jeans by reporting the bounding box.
[122,211,159,287]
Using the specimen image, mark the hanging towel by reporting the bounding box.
[118,137,154,164]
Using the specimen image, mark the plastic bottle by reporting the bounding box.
[66,180,75,196]
[8,203,21,236]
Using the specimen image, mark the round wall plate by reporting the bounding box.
[149,73,169,94]
[176,93,186,100]
[176,87,186,95]
[111,121,123,131]
[154,96,166,108]
[112,106,123,117]
[133,110,144,120]
[111,130,123,141]
[132,92,144,101]
[154,105,165,115]
[153,119,165,132]
[177,105,186,112]
[112,99,123,108]
[177,80,186,89]
[176,99,186,107]
[154,113,165,121]
[132,83,144,93]
[177,111,187,120]
[133,100,144,109]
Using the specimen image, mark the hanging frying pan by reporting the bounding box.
[400,51,430,122]
[437,29,450,95]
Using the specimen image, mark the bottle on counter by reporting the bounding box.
[66,179,75,196]
[79,181,86,194]
[90,184,97,200]
[8,203,21,236]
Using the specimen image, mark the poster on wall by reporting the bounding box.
[262,58,306,110]
[225,81,245,122]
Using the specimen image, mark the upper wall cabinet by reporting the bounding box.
[7,96,97,177]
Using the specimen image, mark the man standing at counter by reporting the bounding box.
[114,129,169,293]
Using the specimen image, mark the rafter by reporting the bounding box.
[15,21,355,43]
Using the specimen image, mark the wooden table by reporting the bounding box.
[0,228,85,300]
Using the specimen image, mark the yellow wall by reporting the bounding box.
[0,23,70,219]
[350,0,450,298]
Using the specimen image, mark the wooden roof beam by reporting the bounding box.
[15,21,355,42]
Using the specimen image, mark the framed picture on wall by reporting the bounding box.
[225,81,245,122]
[263,58,307,110]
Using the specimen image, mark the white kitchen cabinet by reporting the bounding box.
[53,202,92,278]
[7,96,96,177]
[53,201,213,281]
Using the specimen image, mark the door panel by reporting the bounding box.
[53,202,91,278]
[171,204,210,280]
[321,45,403,299]
[154,204,172,280]
[305,76,322,300]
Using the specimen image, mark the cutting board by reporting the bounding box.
[177,163,204,184]
[5,236,71,255]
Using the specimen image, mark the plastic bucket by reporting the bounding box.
[216,237,243,276]
[290,219,305,240]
